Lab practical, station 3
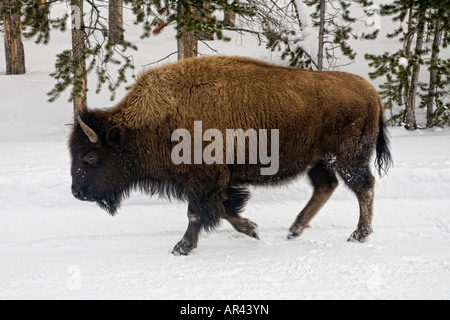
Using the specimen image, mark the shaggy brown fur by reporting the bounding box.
[70,56,392,255]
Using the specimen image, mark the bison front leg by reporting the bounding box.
[172,189,227,256]
[172,166,229,255]
[172,206,202,256]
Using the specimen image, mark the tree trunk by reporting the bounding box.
[224,10,235,28]
[177,3,198,60]
[71,0,87,110]
[136,0,142,16]
[399,3,414,110]
[405,5,414,56]
[425,9,433,43]
[177,29,183,61]
[109,0,123,44]
[405,11,425,130]
[426,18,441,127]
[181,26,198,59]
[3,0,26,75]
[40,0,49,26]
[317,0,326,71]
[198,2,213,41]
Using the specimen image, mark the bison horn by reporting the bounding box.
[77,115,99,144]
[73,98,98,143]
[75,113,99,144]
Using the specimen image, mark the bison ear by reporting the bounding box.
[106,125,125,146]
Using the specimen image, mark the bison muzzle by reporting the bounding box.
[69,56,392,255]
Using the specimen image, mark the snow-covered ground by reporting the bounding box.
[0,1,449,300]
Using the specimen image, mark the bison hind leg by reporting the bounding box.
[337,164,375,243]
[223,186,259,240]
[288,161,338,239]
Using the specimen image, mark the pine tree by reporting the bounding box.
[178,2,198,59]
[257,0,315,69]
[109,0,124,45]
[224,9,235,27]
[16,0,254,107]
[70,0,87,112]
[198,2,214,40]
[21,0,62,45]
[366,51,411,126]
[32,1,138,103]
[365,0,450,128]
[424,10,441,127]
[129,0,256,60]
[317,0,325,70]
[263,0,378,70]
[420,0,450,127]
[404,6,426,130]
[2,0,26,75]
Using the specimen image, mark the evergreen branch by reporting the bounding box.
[141,52,179,67]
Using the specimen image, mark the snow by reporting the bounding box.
[293,0,317,63]
[0,1,449,300]
[399,57,409,68]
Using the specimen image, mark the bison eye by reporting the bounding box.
[83,152,98,164]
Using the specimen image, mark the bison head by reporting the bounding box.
[69,111,132,215]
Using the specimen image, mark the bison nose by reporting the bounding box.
[72,186,82,199]
[72,186,85,200]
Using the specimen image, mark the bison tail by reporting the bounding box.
[375,114,393,176]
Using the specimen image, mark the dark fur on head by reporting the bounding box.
[70,110,192,216]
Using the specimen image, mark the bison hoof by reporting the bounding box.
[234,220,260,240]
[172,240,195,256]
[172,249,189,256]
[250,223,260,240]
[287,232,300,240]
[348,228,373,243]
[287,225,306,240]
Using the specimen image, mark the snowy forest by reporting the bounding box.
[0,1,449,300]
[2,0,449,128]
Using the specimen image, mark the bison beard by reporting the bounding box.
[69,56,392,255]
[96,193,122,216]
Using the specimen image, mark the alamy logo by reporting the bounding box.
[171,121,280,176]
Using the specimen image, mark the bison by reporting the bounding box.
[70,56,392,255]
